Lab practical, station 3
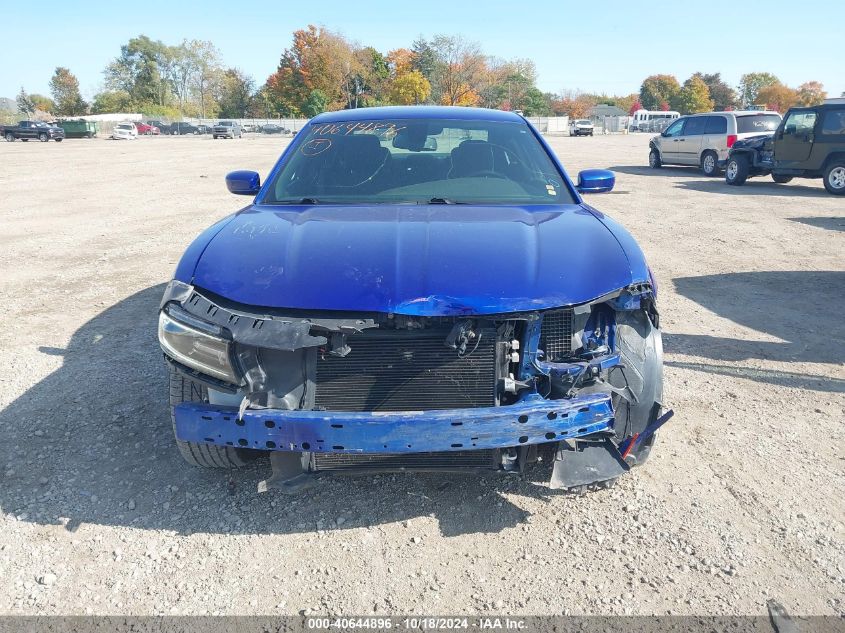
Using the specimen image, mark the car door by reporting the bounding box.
[774,109,817,167]
[676,116,707,165]
[21,122,36,139]
[659,117,687,162]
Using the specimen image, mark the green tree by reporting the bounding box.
[16,87,36,115]
[302,89,328,117]
[49,67,87,115]
[105,35,172,107]
[521,87,551,116]
[692,72,737,110]
[738,72,779,107]
[672,76,714,114]
[410,37,438,84]
[30,94,55,113]
[90,90,133,114]
[639,75,681,110]
[217,68,255,118]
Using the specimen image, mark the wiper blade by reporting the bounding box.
[427,197,463,205]
[273,197,321,205]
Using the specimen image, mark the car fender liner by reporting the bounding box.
[162,283,379,352]
[172,393,615,454]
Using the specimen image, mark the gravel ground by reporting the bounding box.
[0,132,842,617]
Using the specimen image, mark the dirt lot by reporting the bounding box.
[0,132,842,617]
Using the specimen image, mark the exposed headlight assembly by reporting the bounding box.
[158,306,240,384]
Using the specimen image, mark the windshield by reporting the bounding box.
[262,118,573,205]
[576,120,592,125]
[737,114,782,134]
[117,124,133,130]
[218,121,233,126]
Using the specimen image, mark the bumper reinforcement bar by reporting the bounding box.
[173,393,615,454]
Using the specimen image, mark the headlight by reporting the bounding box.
[158,310,240,384]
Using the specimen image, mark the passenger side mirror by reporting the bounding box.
[576,169,615,194]
[226,170,261,195]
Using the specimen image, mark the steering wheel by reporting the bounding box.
[465,170,506,179]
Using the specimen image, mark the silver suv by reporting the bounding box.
[648,111,782,176]
[212,121,243,139]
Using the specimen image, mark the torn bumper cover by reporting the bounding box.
[173,393,613,454]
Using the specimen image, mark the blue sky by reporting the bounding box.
[1,0,841,101]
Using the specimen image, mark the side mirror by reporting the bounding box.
[226,170,260,195]
[784,124,796,136]
[576,169,615,194]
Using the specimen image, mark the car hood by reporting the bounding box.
[186,204,644,316]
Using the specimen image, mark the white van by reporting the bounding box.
[630,109,680,132]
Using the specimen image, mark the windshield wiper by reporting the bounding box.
[427,197,463,205]
[273,197,322,205]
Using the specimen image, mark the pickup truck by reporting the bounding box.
[2,120,66,142]
[725,101,845,195]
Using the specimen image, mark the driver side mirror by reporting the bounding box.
[226,170,261,195]
[576,169,615,194]
[784,124,797,136]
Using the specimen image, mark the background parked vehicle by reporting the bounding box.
[1,120,66,142]
[725,101,845,195]
[261,123,284,134]
[195,124,212,135]
[649,111,782,176]
[212,120,242,138]
[630,109,680,132]
[134,122,160,135]
[569,119,594,136]
[146,120,168,134]
[58,119,98,139]
[241,122,257,133]
[169,122,200,135]
[111,122,138,140]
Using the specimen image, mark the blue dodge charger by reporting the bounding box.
[158,106,670,492]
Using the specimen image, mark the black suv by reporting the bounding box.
[725,101,845,195]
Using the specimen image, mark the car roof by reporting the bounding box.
[310,106,525,124]
[685,110,780,117]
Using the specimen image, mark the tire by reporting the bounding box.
[772,174,793,184]
[648,148,662,168]
[700,150,720,176]
[725,154,749,186]
[38,133,48,142]
[55,138,63,142]
[86,132,92,139]
[213,135,217,139]
[823,162,845,195]
[169,368,259,468]
[4,132,14,142]
[609,310,663,466]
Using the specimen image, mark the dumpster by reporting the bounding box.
[58,119,98,138]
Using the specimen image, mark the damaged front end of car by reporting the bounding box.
[159,277,671,493]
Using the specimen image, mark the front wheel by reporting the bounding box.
[55,138,63,142]
[772,174,793,184]
[725,155,749,186]
[823,162,845,195]
[169,368,259,468]
[648,148,662,168]
[701,150,720,176]
[38,133,48,142]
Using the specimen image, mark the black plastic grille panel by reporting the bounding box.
[539,309,574,361]
[314,328,497,411]
[313,450,496,471]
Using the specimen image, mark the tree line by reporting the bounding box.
[635,72,828,114]
[10,27,835,123]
